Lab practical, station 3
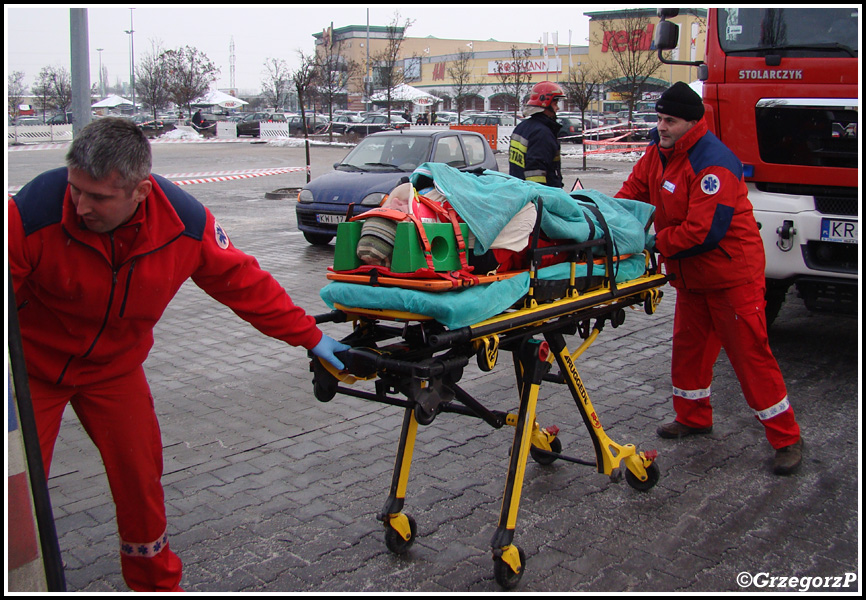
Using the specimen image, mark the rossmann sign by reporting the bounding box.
[488,58,563,75]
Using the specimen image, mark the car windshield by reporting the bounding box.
[339,136,433,172]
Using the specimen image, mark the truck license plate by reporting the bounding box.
[820,219,857,244]
[316,214,345,224]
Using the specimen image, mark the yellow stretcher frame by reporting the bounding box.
[312,263,669,589]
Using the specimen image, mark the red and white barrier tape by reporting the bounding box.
[171,166,308,186]
[8,166,309,194]
[162,166,307,179]
[7,137,252,152]
[584,130,648,155]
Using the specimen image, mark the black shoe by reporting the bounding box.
[656,420,713,439]
[772,438,803,475]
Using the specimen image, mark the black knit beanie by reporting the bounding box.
[656,81,704,121]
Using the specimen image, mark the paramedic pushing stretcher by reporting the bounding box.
[616,82,802,476]
[8,117,350,591]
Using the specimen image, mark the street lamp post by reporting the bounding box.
[96,47,104,98]
[124,7,135,112]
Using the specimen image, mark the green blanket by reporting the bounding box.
[409,163,655,255]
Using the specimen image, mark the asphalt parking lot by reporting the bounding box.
[7,137,861,593]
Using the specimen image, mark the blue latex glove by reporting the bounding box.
[311,335,351,370]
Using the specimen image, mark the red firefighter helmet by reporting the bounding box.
[527,81,566,108]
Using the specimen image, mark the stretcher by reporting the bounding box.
[309,166,670,589]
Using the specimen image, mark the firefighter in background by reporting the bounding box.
[8,117,350,591]
[616,82,803,475]
[508,81,564,188]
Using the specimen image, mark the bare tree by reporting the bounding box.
[561,63,612,169]
[446,49,483,121]
[492,46,534,118]
[261,57,292,111]
[135,39,173,120]
[8,70,28,120]
[35,65,73,117]
[371,11,414,122]
[314,27,361,141]
[593,9,664,121]
[161,45,219,118]
[292,50,319,182]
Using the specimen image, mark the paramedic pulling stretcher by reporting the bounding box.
[308,164,670,589]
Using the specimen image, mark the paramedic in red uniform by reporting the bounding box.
[8,117,350,591]
[615,82,803,475]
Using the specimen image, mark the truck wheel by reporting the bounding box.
[764,281,789,326]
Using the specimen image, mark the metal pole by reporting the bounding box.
[124,7,135,112]
[69,8,92,136]
[97,48,104,98]
[365,9,370,112]
[8,270,67,592]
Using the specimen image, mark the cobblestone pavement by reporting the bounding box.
[9,140,860,593]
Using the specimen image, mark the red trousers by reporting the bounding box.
[670,282,800,449]
[30,367,183,592]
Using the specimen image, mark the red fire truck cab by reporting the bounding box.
[655,8,858,323]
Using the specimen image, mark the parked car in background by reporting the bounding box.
[433,111,459,124]
[235,112,287,137]
[557,116,586,144]
[328,113,362,133]
[46,112,74,125]
[345,114,411,137]
[461,113,520,126]
[287,113,330,135]
[14,116,43,126]
[132,114,165,131]
[296,129,498,245]
[625,112,658,139]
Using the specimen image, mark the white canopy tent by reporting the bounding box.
[192,90,248,109]
[91,94,133,108]
[371,84,442,106]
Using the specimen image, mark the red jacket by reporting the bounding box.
[616,119,765,291]
[10,168,323,386]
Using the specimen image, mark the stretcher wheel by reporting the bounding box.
[312,366,338,402]
[493,544,526,589]
[311,353,345,403]
[384,514,417,554]
[413,403,437,426]
[625,461,660,492]
[529,437,562,465]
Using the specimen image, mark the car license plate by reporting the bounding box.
[820,218,857,244]
[316,214,345,224]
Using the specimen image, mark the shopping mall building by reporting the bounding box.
[313,8,706,113]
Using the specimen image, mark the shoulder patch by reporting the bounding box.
[214,220,230,249]
[701,174,721,195]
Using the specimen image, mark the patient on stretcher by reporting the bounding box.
[355,180,548,274]
[321,163,656,325]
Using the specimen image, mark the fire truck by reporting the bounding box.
[654,8,858,324]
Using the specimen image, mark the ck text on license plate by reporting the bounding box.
[820,219,857,244]
[316,214,345,224]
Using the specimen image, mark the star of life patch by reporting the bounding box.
[701,174,721,195]
[214,220,230,249]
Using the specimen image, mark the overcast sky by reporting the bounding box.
[5,4,615,95]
